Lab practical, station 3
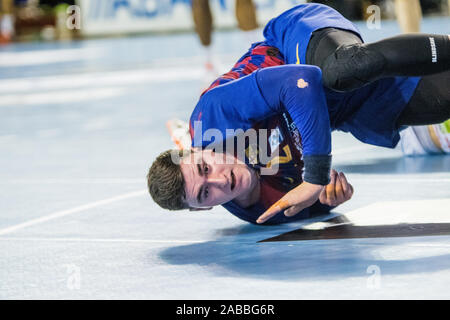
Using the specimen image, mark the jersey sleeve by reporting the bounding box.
[255,65,332,185]
[190,64,332,185]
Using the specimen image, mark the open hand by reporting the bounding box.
[256,181,324,224]
[256,170,354,224]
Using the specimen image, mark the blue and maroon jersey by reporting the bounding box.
[192,44,332,224]
[188,3,421,224]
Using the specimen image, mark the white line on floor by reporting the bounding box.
[0,237,204,244]
[0,190,147,236]
[345,174,450,183]
[0,134,16,143]
[0,67,204,94]
[0,178,144,184]
[0,236,449,246]
[0,47,103,67]
[349,178,450,183]
[0,87,128,107]
[332,145,376,155]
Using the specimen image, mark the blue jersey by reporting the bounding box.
[192,64,334,224]
[189,3,420,224]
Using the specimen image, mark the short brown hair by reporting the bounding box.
[147,149,189,210]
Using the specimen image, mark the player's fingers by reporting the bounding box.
[256,198,290,224]
[339,172,353,200]
[335,173,345,203]
[319,186,328,204]
[325,169,337,201]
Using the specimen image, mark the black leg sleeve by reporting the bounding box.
[311,32,450,92]
[367,34,450,77]
[397,70,450,127]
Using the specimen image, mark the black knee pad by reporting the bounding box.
[321,43,387,92]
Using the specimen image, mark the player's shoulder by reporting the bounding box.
[189,90,221,134]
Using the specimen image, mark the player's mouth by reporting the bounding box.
[231,170,236,191]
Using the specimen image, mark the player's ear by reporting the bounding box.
[189,207,213,211]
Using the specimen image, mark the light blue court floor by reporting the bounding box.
[0,17,449,299]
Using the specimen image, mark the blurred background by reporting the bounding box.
[0,1,449,299]
[0,0,449,44]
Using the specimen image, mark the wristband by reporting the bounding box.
[303,154,332,185]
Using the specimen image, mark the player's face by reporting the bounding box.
[180,149,257,209]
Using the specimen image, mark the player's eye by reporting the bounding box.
[204,164,209,175]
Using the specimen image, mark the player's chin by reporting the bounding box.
[235,166,252,193]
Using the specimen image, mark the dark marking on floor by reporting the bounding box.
[259,223,450,242]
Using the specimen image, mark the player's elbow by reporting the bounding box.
[285,65,323,90]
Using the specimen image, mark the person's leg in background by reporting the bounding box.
[170,0,212,148]
[191,0,259,87]
[235,0,259,42]
[235,0,257,31]
[0,0,14,43]
[395,0,422,33]
[191,0,214,71]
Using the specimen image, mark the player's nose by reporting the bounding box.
[207,175,229,188]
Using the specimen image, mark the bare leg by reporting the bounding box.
[0,0,13,13]
[191,0,213,47]
[0,0,14,42]
[395,0,422,33]
[235,0,258,31]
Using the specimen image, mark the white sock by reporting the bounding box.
[433,121,450,153]
[201,45,214,68]
[0,14,15,38]
[400,127,426,156]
